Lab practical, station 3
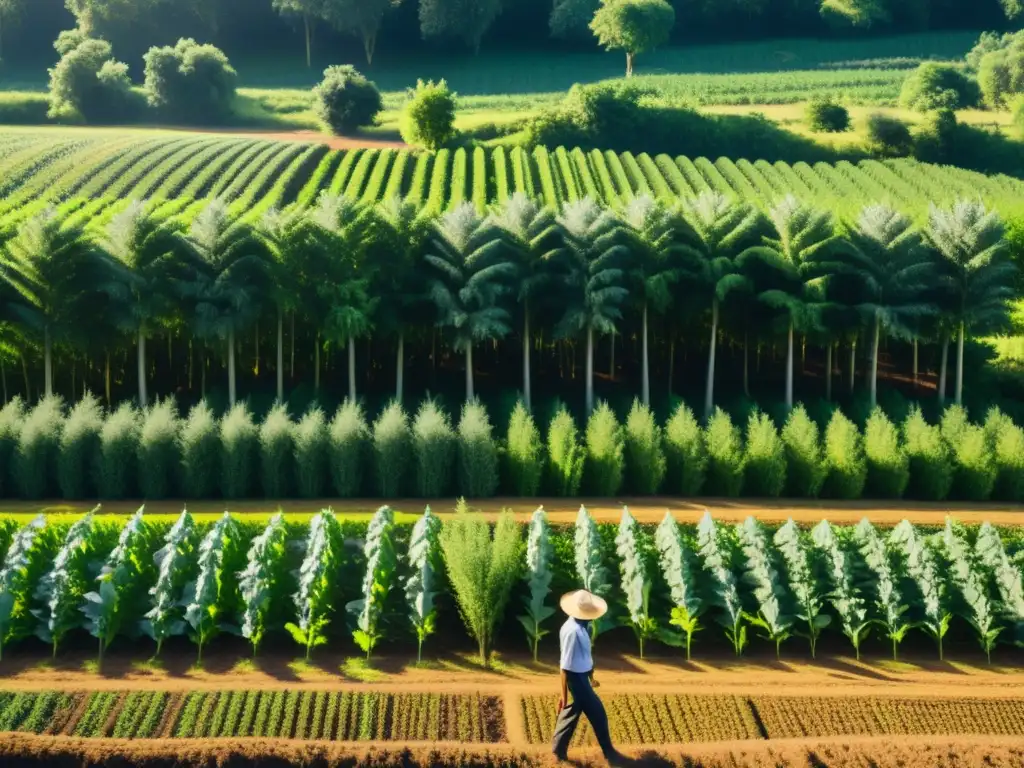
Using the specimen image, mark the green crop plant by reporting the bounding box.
[943,518,1002,663]
[405,506,441,662]
[143,510,196,656]
[287,509,342,659]
[697,511,746,656]
[33,509,97,656]
[616,507,657,658]
[853,518,911,659]
[812,520,872,659]
[574,505,612,641]
[0,515,48,660]
[655,513,704,660]
[518,507,555,661]
[185,512,240,662]
[238,512,288,654]
[737,516,793,658]
[348,505,397,659]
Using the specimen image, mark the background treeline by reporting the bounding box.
[0,0,1021,69]
[0,393,1022,502]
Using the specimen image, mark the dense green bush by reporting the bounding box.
[899,62,980,112]
[1013,95,1024,137]
[978,38,1024,108]
[294,408,329,499]
[805,97,850,133]
[912,108,959,164]
[504,402,543,497]
[14,396,64,500]
[547,406,585,496]
[373,402,411,497]
[96,403,140,500]
[221,403,259,499]
[623,400,665,495]
[179,401,219,499]
[0,398,25,499]
[57,394,102,500]
[863,407,909,499]
[865,113,913,157]
[902,406,953,501]
[400,79,457,151]
[985,408,1024,501]
[259,403,293,499]
[329,400,369,497]
[137,400,180,500]
[585,401,625,496]
[313,66,383,135]
[781,405,825,498]
[413,399,455,497]
[941,405,996,501]
[47,37,138,123]
[744,411,786,497]
[663,402,706,496]
[822,410,866,500]
[143,38,237,124]
[704,407,744,497]
[457,400,499,498]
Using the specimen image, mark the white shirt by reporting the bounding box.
[559,617,594,673]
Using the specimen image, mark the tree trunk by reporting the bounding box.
[641,302,650,407]
[364,31,376,65]
[785,320,794,411]
[348,336,356,401]
[523,310,532,411]
[625,50,634,77]
[743,330,750,398]
[396,333,404,402]
[955,320,965,405]
[1,359,6,404]
[105,352,111,406]
[848,339,856,394]
[869,314,880,409]
[912,339,919,389]
[138,329,148,407]
[201,347,206,399]
[254,321,259,377]
[44,326,53,398]
[938,335,949,407]
[586,324,595,416]
[704,298,718,421]
[304,14,312,68]
[609,330,615,380]
[465,344,474,402]
[668,337,675,396]
[314,336,320,393]
[20,353,29,402]
[825,343,833,402]
[276,310,284,402]
[290,313,295,378]
[227,329,237,406]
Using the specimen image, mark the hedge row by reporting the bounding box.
[0,394,1021,502]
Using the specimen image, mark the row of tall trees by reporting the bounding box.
[0,191,1016,418]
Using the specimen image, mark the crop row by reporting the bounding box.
[0,690,504,742]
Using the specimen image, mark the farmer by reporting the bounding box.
[552,589,624,766]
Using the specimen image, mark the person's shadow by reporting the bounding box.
[566,752,673,768]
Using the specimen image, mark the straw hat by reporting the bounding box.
[560,589,608,621]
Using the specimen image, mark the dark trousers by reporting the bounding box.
[552,670,615,758]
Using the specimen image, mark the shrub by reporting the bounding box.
[294,408,329,499]
[805,97,850,133]
[457,400,499,498]
[863,407,909,499]
[0,398,25,498]
[504,402,543,496]
[744,411,786,497]
[585,402,625,496]
[400,79,457,151]
[865,113,913,157]
[985,408,1024,501]
[912,108,959,164]
[704,407,744,497]
[821,410,866,500]
[313,65,382,135]
[95,403,140,499]
[14,395,64,500]
[780,405,826,498]
[373,402,412,497]
[547,406,585,496]
[57,394,103,500]
[902,406,953,501]
[259,404,293,499]
[143,38,237,124]
[180,401,220,499]
[329,400,369,497]
[47,37,137,123]
[663,402,706,496]
[899,62,980,112]
[137,400,180,500]
[1013,95,1024,138]
[412,399,455,497]
[940,406,996,501]
[221,403,259,499]
[623,400,666,495]
[978,40,1024,108]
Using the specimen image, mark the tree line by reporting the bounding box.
[0,190,1016,419]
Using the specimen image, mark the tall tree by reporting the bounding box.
[621,195,680,407]
[831,204,935,409]
[272,0,325,68]
[310,194,379,402]
[419,0,503,53]
[99,201,177,408]
[175,201,268,407]
[323,0,401,65]
[590,0,675,76]
[926,200,1015,405]
[0,208,102,397]
[425,202,514,401]
[489,193,562,412]
[679,192,761,420]
[553,198,630,416]
[739,196,838,411]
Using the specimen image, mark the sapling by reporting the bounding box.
[696,511,746,655]
[737,516,793,658]
[348,506,397,660]
[615,507,656,657]
[774,518,830,658]
[406,506,441,662]
[655,513,704,659]
[518,507,555,661]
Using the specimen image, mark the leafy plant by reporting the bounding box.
[505,402,543,497]
[547,406,585,497]
[184,512,240,662]
[221,403,259,500]
[96,403,140,500]
[743,411,786,497]
[822,410,867,500]
[347,506,397,659]
[238,513,287,654]
[696,511,746,655]
[14,396,64,500]
[811,520,871,659]
[574,505,612,641]
[372,402,411,497]
[0,515,47,660]
[142,509,196,656]
[585,402,624,496]
[781,405,826,498]
[773,518,830,658]
[902,406,953,501]
[294,407,329,499]
[615,507,656,657]
[737,516,793,657]
[941,407,997,501]
[33,510,97,656]
[57,394,102,500]
[412,399,455,497]
[137,400,180,500]
[329,399,369,497]
[704,408,744,497]
[0,398,26,499]
[623,400,666,495]
[975,522,1024,647]
[889,520,952,659]
[259,404,293,499]
[518,507,555,661]
[984,408,1024,502]
[942,518,1002,662]
[179,402,220,499]
[457,400,499,498]
[286,509,341,659]
[853,518,910,659]
[405,506,441,662]
[663,402,706,496]
[863,407,909,499]
[655,513,704,659]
